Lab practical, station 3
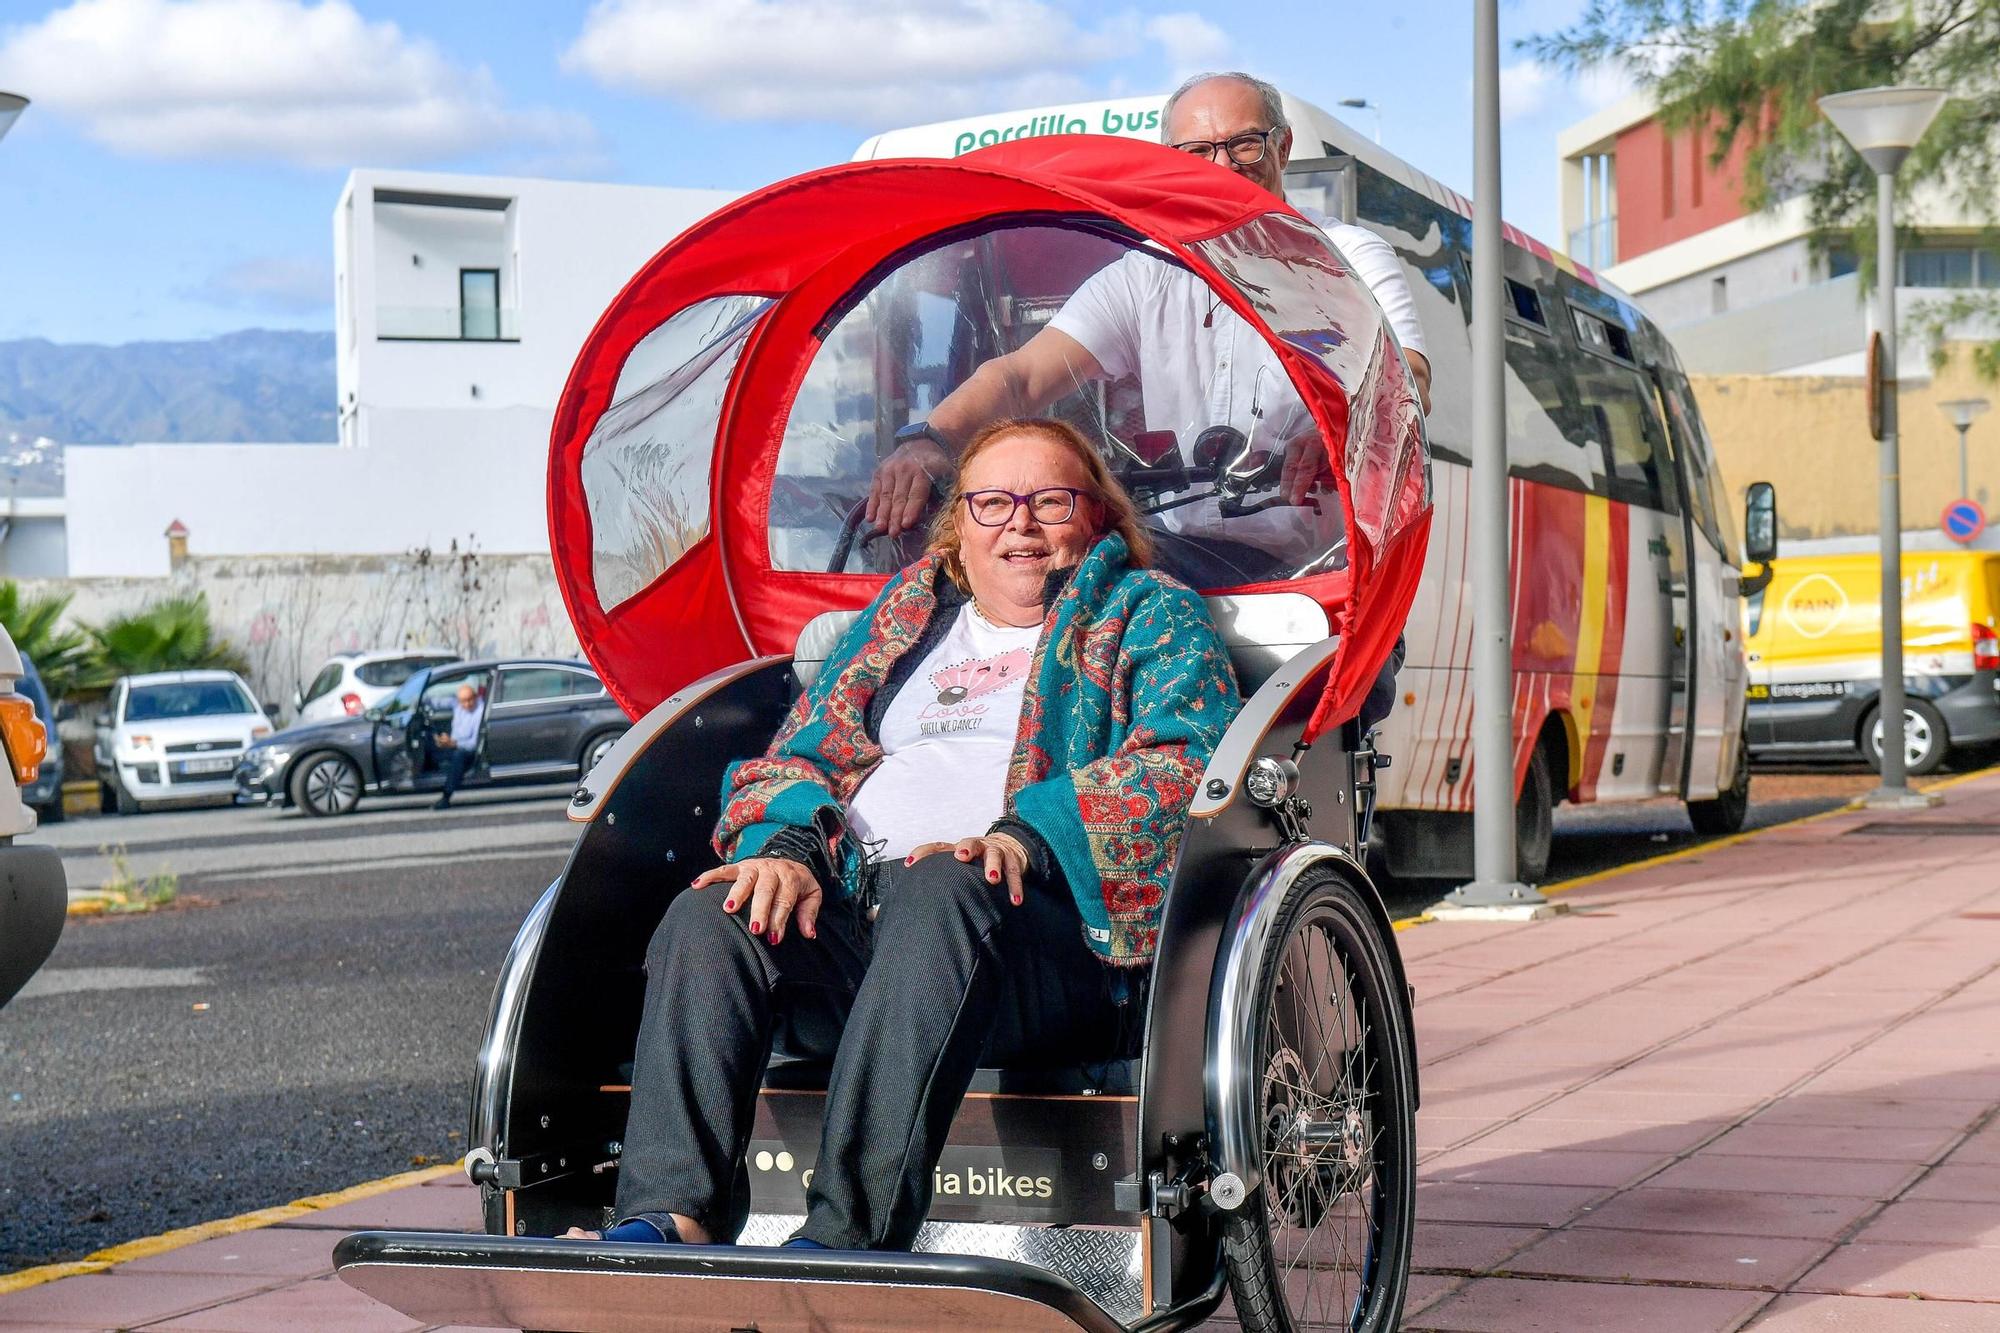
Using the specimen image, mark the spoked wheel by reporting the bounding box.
[1222,864,1417,1332]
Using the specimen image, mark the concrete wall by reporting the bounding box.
[18,548,584,719]
[1692,342,2000,543]
[1639,237,1821,331]
[64,407,551,577]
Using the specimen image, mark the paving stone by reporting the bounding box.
[0,1272,273,1328]
[140,1275,425,1330]
[271,1184,482,1231]
[1470,1117,1731,1156]
[1749,1096,1991,1132]
[1644,1153,1920,1200]
[111,1225,343,1279]
[1572,1188,1875,1241]
[1502,1227,1830,1288]
[1747,1293,2000,1331]
[1794,1242,2000,1302]
[1701,1121,1961,1164]
[1852,1199,2000,1248]
[1413,1181,1600,1228]
[1411,1221,1545,1272]
[1419,1144,1666,1190]
[1407,1274,1764,1331]
[1904,1162,2000,1202]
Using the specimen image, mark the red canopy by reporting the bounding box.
[548,136,1429,740]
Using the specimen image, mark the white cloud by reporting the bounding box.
[563,0,1203,126]
[1498,59,1553,122]
[1576,62,1637,111]
[185,255,331,313]
[1144,13,1230,78]
[0,0,595,168]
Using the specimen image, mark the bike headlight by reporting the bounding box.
[1244,756,1300,807]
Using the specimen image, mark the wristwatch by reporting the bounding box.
[893,420,952,454]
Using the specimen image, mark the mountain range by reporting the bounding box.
[0,329,335,447]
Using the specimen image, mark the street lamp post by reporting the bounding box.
[1939,397,1990,500]
[0,92,27,145]
[1337,97,1383,145]
[1820,86,1949,808]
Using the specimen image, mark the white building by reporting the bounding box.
[1557,93,2000,375]
[61,170,733,577]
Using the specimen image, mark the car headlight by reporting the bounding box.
[127,733,154,751]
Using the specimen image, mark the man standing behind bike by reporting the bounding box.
[864,70,1432,582]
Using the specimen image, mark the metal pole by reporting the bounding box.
[1868,169,1915,802]
[1446,0,1535,905]
[1958,423,1970,498]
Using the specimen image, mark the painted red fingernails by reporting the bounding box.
[723,899,736,911]
[750,919,762,933]
[768,930,780,945]
[987,870,999,882]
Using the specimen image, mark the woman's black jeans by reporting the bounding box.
[613,851,1137,1250]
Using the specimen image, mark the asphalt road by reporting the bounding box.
[0,767,1894,1273]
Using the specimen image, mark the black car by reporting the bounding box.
[15,652,66,823]
[235,658,627,816]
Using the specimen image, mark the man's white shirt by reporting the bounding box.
[1046,205,1424,558]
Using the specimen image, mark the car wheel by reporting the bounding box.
[579,729,621,778]
[1515,742,1555,884]
[99,779,126,817]
[1864,699,1949,777]
[289,752,364,817]
[1688,740,1752,836]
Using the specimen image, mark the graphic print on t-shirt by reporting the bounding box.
[930,647,1031,705]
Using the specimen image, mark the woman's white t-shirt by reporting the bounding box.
[844,603,1040,860]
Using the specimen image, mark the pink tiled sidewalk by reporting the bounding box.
[6,774,2000,1331]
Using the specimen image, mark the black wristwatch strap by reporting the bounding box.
[894,420,952,454]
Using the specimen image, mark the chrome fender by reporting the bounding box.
[1203,839,1371,1211]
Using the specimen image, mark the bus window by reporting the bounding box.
[1504,325,1591,492]
[1573,357,1676,512]
[1656,372,1738,563]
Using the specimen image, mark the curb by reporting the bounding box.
[0,1162,460,1296]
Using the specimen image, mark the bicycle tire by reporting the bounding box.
[1219,862,1417,1332]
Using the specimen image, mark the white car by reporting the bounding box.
[95,670,275,814]
[294,648,460,724]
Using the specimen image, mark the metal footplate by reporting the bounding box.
[334,1231,1127,1332]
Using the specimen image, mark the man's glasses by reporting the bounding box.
[1171,126,1282,166]
[961,487,1090,527]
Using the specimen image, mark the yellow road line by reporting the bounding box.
[0,1162,460,1296]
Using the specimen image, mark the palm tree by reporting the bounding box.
[81,594,250,691]
[0,581,91,700]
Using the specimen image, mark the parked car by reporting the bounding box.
[237,657,627,817]
[15,652,67,823]
[0,624,66,1009]
[294,648,461,724]
[95,670,277,814]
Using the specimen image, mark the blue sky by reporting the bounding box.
[0,0,1628,345]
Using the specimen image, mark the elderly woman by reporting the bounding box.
[587,417,1240,1252]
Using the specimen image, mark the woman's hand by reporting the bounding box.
[904,833,1030,906]
[691,857,823,945]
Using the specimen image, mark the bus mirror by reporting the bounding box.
[1744,482,1777,566]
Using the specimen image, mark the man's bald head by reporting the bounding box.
[1160,72,1292,199]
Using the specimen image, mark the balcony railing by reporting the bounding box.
[376,305,520,341]
[1567,216,1618,271]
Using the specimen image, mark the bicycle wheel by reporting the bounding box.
[1221,863,1417,1332]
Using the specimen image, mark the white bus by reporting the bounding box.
[857,89,1764,882]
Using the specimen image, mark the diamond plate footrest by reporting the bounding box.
[334,1230,1128,1333]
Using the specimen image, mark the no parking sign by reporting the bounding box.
[1943,498,1985,544]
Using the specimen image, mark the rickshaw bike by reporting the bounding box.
[335,135,1432,1332]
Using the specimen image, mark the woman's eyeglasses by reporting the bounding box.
[1170,126,1282,166]
[961,487,1091,527]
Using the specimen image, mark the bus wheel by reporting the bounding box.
[1688,742,1751,835]
[1515,744,1554,883]
[1865,699,1949,777]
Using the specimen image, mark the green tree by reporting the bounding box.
[1529,0,2000,372]
[0,581,92,700]
[81,594,250,691]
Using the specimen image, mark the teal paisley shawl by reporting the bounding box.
[712,533,1241,966]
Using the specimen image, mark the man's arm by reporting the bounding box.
[1405,349,1432,415]
[864,327,1107,536]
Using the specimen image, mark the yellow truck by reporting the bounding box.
[1743,550,2000,773]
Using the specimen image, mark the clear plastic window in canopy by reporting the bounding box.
[769,218,1405,590]
[584,294,772,611]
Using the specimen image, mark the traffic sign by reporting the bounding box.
[1943,498,1985,544]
